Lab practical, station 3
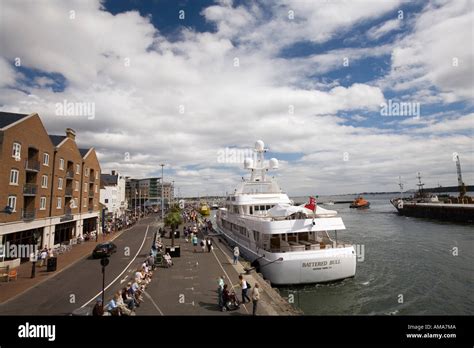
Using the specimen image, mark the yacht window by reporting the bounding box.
[260,205,265,211]
[254,205,259,211]
[249,206,253,214]
[253,230,259,241]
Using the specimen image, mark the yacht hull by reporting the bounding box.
[216,225,356,285]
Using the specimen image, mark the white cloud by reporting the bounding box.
[382,0,474,102]
[367,18,401,40]
[0,0,471,196]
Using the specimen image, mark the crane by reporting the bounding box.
[455,154,466,198]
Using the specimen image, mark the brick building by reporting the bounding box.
[0,112,101,258]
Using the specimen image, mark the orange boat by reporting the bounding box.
[350,196,370,208]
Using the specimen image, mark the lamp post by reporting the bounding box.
[30,230,40,278]
[100,257,109,311]
[160,164,165,220]
[172,180,175,206]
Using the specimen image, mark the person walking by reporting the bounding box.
[217,275,225,309]
[206,238,212,252]
[200,239,206,253]
[239,275,251,303]
[39,248,48,267]
[251,283,260,315]
[192,234,198,252]
[233,246,239,265]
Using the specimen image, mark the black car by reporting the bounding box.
[92,242,117,258]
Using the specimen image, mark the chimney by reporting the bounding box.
[111,170,116,176]
[66,128,76,140]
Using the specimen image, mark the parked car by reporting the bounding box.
[92,242,117,259]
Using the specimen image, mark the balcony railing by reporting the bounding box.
[21,209,36,221]
[89,191,94,198]
[65,187,73,197]
[88,206,94,213]
[66,171,74,179]
[23,183,38,195]
[25,159,40,172]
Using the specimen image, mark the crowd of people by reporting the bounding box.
[92,235,170,316]
[92,207,263,316]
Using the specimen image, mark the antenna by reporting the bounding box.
[416,172,424,194]
[246,140,278,182]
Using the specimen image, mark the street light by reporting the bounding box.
[160,164,165,220]
[100,257,110,311]
[172,180,175,205]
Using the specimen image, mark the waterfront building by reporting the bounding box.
[100,170,127,218]
[125,177,174,210]
[0,112,101,260]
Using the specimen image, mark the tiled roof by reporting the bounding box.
[49,135,67,146]
[101,174,118,186]
[0,111,29,129]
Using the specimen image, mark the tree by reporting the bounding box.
[164,204,183,247]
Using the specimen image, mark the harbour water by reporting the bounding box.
[277,194,474,315]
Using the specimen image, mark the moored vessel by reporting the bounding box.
[391,162,474,223]
[215,140,356,285]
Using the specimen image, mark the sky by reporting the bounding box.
[0,0,473,196]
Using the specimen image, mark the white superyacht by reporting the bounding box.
[216,140,357,285]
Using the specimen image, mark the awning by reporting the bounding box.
[267,203,338,218]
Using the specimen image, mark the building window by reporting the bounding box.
[7,196,17,212]
[11,142,21,159]
[83,198,87,207]
[75,181,79,191]
[57,197,62,209]
[9,169,19,185]
[41,175,48,188]
[85,167,89,177]
[40,197,47,210]
[76,164,80,174]
[58,177,63,190]
[84,183,88,192]
[43,153,50,166]
[95,185,98,193]
[96,171,99,180]
[105,199,109,203]
[59,158,64,170]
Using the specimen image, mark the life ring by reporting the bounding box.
[397,200,404,209]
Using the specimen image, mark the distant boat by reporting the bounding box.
[199,203,211,216]
[350,196,370,208]
[324,201,335,206]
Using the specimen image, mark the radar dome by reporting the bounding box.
[255,140,265,151]
[269,158,279,169]
[244,157,254,169]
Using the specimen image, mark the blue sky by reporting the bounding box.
[0,0,472,196]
